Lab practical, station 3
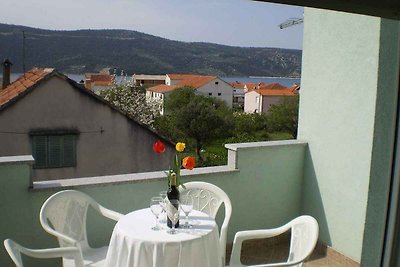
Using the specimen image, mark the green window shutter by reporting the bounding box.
[48,135,62,167]
[32,134,77,168]
[32,136,48,168]
[62,135,76,167]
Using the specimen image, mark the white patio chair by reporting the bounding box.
[228,215,319,267]
[4,239,84,267]
[181,181,232,266]
[39,190,123,267]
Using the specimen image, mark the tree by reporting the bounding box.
[154,87,232,165]
[100,83,161,126]
[267,95,299,138]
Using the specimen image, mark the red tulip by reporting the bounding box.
[182,156,195,170]
[153,140,165,154]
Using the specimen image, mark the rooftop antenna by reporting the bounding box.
[278,18,304,29]
[22,30,26,74]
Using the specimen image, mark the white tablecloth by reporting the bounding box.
[104,208,221,267]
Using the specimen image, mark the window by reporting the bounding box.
[218,93,222,96]
[32,134,76,168]
[209,93,212,96]
[215,81,219,85]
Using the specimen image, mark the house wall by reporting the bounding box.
[244,91,261,113]
[261,95,286,113]
[298,8,399,263]
[0,76,175,181]
[197,78,233,108]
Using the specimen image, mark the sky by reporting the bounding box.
[0,0,304,50]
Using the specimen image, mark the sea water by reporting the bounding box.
[9,73,300,86]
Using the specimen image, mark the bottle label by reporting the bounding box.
[166,198,179,225]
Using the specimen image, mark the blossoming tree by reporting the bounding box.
[101,81,162,126]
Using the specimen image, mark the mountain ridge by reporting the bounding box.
[0,23,302,77]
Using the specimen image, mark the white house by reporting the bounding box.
[147,74,234,114]
[230,82,259,109]
[244,83,298,113]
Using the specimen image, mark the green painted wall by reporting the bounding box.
[0,141,305,266]
[298,8,399,262]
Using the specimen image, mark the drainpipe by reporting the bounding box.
[2,58,13,89]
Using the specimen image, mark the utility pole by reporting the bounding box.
[22,31,26,74]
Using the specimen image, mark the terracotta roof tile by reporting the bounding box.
[85,73,114,82]
[148,84,178,93]
[258,82,287,90]
[175,75,216,88]
[149,74,219,93]
[0,68,54,106]
[244,83,259,91]
[255,88,297,96]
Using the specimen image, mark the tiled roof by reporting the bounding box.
[93,81,114,86]
[167,74,194,80]
[244,83,259,91]
[230,82,246,89]
[258,82,287,90]
[148,84,178,93]
[0,68,54,106]
[255,88,297,96]
[149,74,218,93]
[85,73,114,82]
[175,75,216,88]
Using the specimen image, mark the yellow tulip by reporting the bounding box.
[175,142,186,152]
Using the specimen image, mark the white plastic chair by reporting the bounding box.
[39,190,123,267]
[4,239,84,267]
[180,181,232,266]
[229,215,319,267]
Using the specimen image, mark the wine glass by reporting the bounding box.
[150,197,163,231]
[159,191,168,223]
[167,199,180,234]
[180,195,193,228]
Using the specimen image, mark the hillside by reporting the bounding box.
[0,23,301,77]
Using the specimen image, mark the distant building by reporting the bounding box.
[147,74,234,115]
[84,72,115,94]
[133,74,166,87]
[0,67,175,181]
[229,82,259,109]
[244,83,298,113]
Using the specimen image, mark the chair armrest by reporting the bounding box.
[230,226,290,267]
[4,239,84,267]
[98,205,124,221]
[40,222,79,247]
[21,246,82,260]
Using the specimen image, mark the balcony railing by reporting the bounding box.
[0,140,314,266]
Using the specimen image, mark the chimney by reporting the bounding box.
[2,58,13,89]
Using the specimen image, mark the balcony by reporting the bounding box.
[1,5,399,267]
[0,140,356,266]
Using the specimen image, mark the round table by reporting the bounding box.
[104,208,221,267]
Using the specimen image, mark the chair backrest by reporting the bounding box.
[287,215,319,267]
[40,190,100,250]
[181,181,232,265]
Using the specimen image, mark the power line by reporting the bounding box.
[0,129,105,135]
